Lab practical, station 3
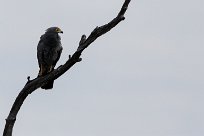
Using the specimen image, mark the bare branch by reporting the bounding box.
[3,0,131,136]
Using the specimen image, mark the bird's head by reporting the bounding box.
[46,27,63,34]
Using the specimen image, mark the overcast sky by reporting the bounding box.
[0,0,204,136]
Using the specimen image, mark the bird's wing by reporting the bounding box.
[53,46,63,67]
[37,41,45,68]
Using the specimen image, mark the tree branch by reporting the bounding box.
[3,0,131,136]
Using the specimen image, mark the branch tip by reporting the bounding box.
[79,34,87,45]
[26,76,32,84]
[121,16,125,20]
[77,58,82,62]
[27,76,30,81]
[82,34,86,39]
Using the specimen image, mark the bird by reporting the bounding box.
[37,27,63,89]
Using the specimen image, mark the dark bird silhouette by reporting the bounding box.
[37,27,63,89]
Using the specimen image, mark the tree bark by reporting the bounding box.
[3,0,131,136]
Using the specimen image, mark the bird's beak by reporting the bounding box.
[58,30,63,34]
[56,28,63,34]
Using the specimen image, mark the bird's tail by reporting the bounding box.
[41,80,54,90]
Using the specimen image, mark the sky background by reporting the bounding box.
[0,0,204,136]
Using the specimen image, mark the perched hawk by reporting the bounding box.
[37,27,63,89]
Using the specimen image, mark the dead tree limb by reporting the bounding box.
[3,0,131,136]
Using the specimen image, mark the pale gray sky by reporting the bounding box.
[1,0,204,136]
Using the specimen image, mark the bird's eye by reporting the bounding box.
[56,28,59,32]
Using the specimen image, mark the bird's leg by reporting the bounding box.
[48,65,53,73]
[38,64,45,76]
[38,68,42,77]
